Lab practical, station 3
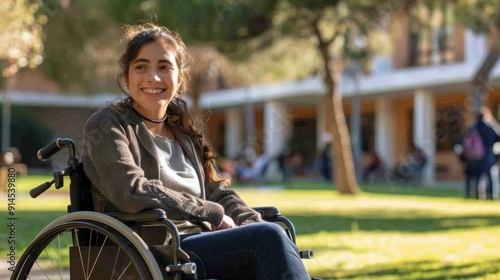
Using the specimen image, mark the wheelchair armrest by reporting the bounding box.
[252,206,281,219]
[253,206,297,244]
[106,208,167,222]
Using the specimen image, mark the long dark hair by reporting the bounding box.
[114,23,225,183]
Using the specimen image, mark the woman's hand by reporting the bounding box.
[212,215,236,231]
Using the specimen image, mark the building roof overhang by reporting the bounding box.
[2,58,499,109]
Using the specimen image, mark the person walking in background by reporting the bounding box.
[457,129,483,199]
[460,107,500,199]
[475,107,500,200]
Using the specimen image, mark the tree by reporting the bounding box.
[455,0,500,115]
[0,0,45,151]
[263,0,399,194]
[40,0,121,93]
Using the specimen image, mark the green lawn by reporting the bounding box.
[2,176,500,279]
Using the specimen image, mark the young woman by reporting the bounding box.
[81,23,310,279]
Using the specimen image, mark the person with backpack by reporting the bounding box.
[459,125,484,199]
[460,107,500,199]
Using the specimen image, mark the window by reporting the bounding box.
[408,2,456,67]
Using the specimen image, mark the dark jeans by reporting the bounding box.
[465,174,480,199]
[180,223,310,279]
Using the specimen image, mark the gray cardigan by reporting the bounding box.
[81,105,263,229]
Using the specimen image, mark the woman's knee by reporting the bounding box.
[248,222,291,245]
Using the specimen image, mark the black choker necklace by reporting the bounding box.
[132,108,167,123]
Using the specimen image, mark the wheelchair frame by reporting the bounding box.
[11,137,313,280]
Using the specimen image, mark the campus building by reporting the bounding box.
[197,13,500,184]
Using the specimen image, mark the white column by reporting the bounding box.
[224,108,242,159]
[375,97,395,167]
[264,101,291,157]
[465,29,488,64]
[414,90,436,185]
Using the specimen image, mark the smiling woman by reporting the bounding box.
[80,23,312,279]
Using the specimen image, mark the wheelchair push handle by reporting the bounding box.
[31,138,77,198]
[37,137,76,161]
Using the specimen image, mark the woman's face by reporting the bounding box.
[125,40,181,117]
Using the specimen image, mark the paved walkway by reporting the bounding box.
[0,260,13,279]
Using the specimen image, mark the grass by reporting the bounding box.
[2,176,500,279]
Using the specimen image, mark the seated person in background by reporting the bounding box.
[234,153,271,183]
[362,149,382,181]
[217,158,236,182]
[0,151,14,167]
[81,23,310,279]
[395,146,427,181]
[1,147,28,176]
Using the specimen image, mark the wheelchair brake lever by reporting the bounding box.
[54,172,64,189]
[30,180,55,198]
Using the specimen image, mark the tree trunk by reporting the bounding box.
[471,40,500,115]
[316,39,359,195]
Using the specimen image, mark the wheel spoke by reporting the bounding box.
[33,259,51,279]
[58,234,63,280]
[110,247,121,280]
[86,229,93,278]
[116,262,133,280]
[42,246,63,280]
[87,235,108,278]
[73,228,88,280]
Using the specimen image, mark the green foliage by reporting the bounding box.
[37,0,283,92]
[39,0,120,93]
[105,0,278,44]
[0,0,45,86]
[157,0,278,43]
[455,0,500,33]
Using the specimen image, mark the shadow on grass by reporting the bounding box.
[236,179,465,199]
[288,212,500,235]
[358,184,464,199]
[322,258,500,279]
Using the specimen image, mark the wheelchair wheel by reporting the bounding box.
[12,212,163,280]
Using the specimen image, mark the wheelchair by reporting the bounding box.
[11,138,314,280]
